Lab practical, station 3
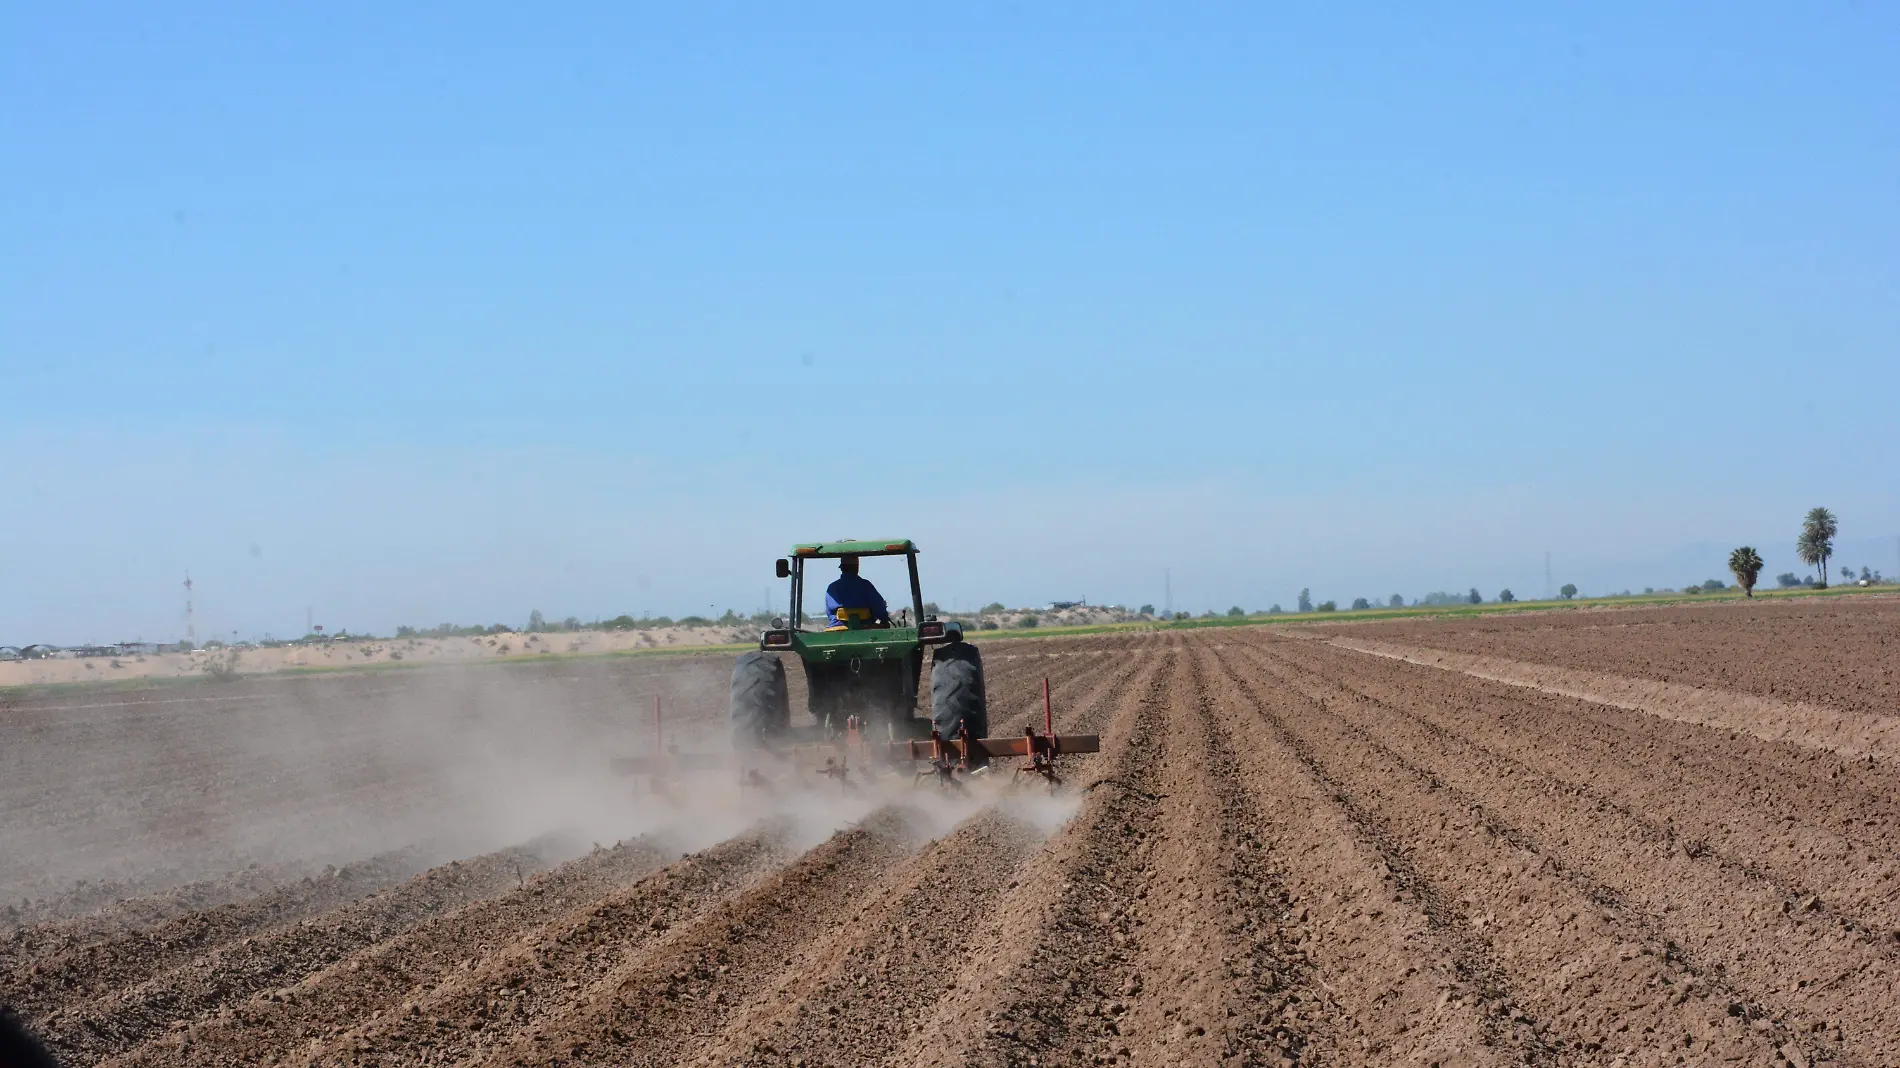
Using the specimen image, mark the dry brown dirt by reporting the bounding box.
[5,604,1898,1067]
[1308,594,1900,717]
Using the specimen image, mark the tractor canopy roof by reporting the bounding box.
[791,538,916,558]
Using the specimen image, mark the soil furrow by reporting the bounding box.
[36,841,557,1065]
[1198,638,1517,1066]
[1255,637,1900,1063]
[105,835,676,1068]
[471,808,923,1067]
[2,848,428,1022]
[1316,594,1900,717]
[1106,642,1328,1065]
[286,824,797,1066]
[680,639,1158,1067]
[1326,634,1900,766]
[0,859,320,961]
[689,808,1041,1068]
[1273,635,1900,927]
[900,647,1178,1067]
[1220,639,1793,1064]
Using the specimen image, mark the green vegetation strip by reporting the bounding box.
[0,641,755,701]
[5,585,1890,701]
[965,582,1896,637]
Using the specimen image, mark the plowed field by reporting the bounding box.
[5,604,1897,1067]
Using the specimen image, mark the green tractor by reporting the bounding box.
[731,538,988,756]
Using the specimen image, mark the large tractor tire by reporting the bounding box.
[730,651,790,748]
[929,641,988,759]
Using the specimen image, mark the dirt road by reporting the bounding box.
[5,604,1896,1066]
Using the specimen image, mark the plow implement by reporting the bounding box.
[614,678,1099,792]
[899,678,1096,790]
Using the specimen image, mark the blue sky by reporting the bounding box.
[4,3,1896,642]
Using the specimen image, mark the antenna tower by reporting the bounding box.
[184,573,195,645]
[1544,551,1552,601]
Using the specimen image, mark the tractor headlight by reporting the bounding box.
[918,620,962,643]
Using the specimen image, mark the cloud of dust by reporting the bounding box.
[2,655,1087,908]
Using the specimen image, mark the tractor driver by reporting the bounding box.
[825,555,891,630]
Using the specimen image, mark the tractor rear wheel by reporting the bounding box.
[929,641,988,760]
[730,651,790,748]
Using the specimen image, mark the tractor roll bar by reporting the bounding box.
[907,550,924,623]
[791,557,804,629]
[784,548,926,632]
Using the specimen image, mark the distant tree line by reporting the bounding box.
[393,608,767,639]
[382,508,1876,644]
[1739,506,1888,592]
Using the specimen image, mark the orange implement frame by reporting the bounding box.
[881,730,1101,762]
[611,678,1099,790]
[886,677,1099,790]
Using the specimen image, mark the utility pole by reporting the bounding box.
[1163,568,1172,618]
[184,574,195,646]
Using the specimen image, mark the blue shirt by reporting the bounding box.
[825,574,889,627]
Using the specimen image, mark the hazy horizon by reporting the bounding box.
[7,426,1895,645]
[5,5,1895,645]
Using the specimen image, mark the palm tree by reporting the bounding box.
[1728,546,1764,597]
[1798,507,1838,587]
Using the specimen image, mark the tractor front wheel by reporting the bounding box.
[730,650,790,748]
[929,641,988,762]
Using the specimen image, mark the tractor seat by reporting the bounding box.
[827,606,886,631]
